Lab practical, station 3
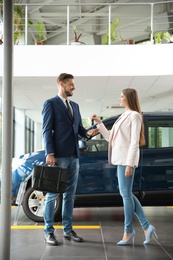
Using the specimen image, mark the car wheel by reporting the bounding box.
[22,186,62,222]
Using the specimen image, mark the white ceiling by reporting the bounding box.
[1,74,172,123]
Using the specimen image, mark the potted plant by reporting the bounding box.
[154,31,171,44]
[71,26,85,45]
[13,5,25,44]
[102,18,120,45]
[0,0,32,44]
[144,25,152,39]
[34,21,47,45]
[0,0,3,19]
[0,19,2,44]
[117,32,135,44]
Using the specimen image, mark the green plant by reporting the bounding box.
[14,4,32,44]
[154,31,171,44]
[0,0,32,44]
[144,25,152,39]
[73,26,85,44]
[163,32,171,42]
[102,18,120,45]
[13,5,24,44]
[0,0,3,16]
[34,21,47,43]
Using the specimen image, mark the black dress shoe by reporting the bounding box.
[64,230,83,242]
[44,233,59,245]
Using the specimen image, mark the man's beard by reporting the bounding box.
[64,89,73,97]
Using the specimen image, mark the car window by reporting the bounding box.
[148,120,173,148]
[86,122,115,152]
[87,139,108,152]
[86,123,114,152]
[94,123,113,139]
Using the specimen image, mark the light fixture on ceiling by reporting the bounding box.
[107,105,122,109]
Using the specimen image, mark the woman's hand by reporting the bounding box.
[125,165,133,177]
[91,114,102,124]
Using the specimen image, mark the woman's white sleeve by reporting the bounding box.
[97,122,110,142]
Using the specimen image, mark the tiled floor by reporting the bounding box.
[7,206,173,259]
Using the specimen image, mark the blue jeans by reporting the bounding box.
[117,165,149,233]
[44,156,79,234]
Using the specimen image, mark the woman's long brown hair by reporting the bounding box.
[122,88,145,146]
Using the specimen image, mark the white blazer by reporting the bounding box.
[97,110,142,167]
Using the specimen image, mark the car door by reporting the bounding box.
[140,116,173,206]
[78,137,117,194]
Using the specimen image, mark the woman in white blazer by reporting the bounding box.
[92,88,158,246]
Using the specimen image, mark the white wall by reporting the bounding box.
[1,44,173,77]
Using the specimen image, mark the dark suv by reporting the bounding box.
[1,112,173,222]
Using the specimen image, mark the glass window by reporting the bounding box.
[25,116,34,153]
[87,122,113,152]
[87,139,108,152]
[148,120,173,148]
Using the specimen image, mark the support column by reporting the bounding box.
[0,0,13,260]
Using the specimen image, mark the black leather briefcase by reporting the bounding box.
[32,165,68,193]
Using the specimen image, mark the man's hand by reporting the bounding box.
[87,128,100,136]
[46,154,56,166]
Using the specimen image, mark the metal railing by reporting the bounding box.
[1,1,173,45]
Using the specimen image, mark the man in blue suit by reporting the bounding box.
[42,73,95,245]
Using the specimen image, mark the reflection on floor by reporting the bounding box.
[9,206,173,259]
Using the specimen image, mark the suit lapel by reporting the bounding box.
[56,96,73,121]
[112,111,132,135]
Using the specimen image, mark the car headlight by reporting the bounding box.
[12,154,30,172]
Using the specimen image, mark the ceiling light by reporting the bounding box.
[107,105,122,109]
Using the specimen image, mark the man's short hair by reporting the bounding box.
[57,73,74,84]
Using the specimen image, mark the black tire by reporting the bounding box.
[22,186,62,222]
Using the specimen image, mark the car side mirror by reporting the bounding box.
[79,140,88,151]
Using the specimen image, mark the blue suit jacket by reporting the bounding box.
[42,95,88,158]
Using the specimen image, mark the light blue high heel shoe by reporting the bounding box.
[143,225,158,244]
[117,230,135,246]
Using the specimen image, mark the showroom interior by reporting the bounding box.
[0,0,173,259]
